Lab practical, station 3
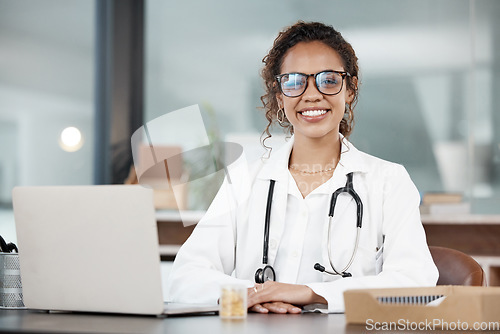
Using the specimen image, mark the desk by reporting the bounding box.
[0,309,352,334]
[421,214,500,285]
[157,211,500,285]
[156,210,203,260]
[0,309,472,334]
[421,214,500,255]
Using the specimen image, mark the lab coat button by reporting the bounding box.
[270,239,277,249]
[292,250,299,258]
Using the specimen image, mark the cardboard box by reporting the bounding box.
[149,182,187,210]
[344,286,500,330]
[136,145,188,210]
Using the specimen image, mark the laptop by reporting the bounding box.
[12,185,218,316]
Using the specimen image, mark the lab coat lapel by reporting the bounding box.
[267,180,288,267]
[255,137,293,267]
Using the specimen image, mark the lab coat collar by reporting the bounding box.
[257,137,294,184]
[337,134,369,175]
[257,133,368,183]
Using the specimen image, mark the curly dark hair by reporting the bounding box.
[260,21,359,145]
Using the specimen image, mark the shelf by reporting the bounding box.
[156,211,500,225]
[421,214,500,225]
[156,210,205,225]
[159,245,181,256]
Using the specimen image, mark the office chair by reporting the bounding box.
[429,246,487,286]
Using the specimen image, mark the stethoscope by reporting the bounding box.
[255,172,363,283]
[0,235,18,253]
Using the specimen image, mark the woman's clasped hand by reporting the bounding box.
[247,281,327,314]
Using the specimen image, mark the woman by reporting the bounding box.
[165,21,438,314]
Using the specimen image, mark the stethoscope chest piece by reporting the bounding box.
[254,265,276,283]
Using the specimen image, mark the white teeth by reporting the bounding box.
[301,109,327,117]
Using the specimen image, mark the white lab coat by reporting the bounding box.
[165,135,438,313]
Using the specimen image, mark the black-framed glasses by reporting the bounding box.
[275,70,351,98]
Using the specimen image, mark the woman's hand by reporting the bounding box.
[249,302,301,314]
[247,281,327,314]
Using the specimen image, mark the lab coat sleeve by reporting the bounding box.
[306,164,439,313]
[165,175,254,304]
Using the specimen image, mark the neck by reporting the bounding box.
[289,132,341,168]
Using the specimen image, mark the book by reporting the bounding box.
[422,192,463,205]
[419,202,471,215]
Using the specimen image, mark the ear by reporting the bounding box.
[346,76,358,104]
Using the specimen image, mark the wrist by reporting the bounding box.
[306,286,327,304]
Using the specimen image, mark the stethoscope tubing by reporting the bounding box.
[325,172,363,276]
[262,179,276,265]
[327,214,361,275]
[257,172,363,281]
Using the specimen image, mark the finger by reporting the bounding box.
[249,304,268,314]
[262,302,287,314]
[284,304,302,314]
[274,302,301,314]
[263,302,301,314]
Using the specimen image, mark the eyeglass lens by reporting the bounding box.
[280,71,344,97]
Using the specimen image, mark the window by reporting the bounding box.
[145,0,500,213]
[0,0,94,241]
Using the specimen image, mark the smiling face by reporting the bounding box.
[277,41,354,142]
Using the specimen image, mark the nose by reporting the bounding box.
[302,76,323,102]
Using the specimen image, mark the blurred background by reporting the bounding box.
[1,0,499,243]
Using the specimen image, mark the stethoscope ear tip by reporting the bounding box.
[314,263,325,272]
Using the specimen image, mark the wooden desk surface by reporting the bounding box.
[0,309,353,334]
[0,308,481,334]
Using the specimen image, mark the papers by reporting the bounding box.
[376,294,445,306]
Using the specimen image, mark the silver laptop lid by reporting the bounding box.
[12,185,164,315]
